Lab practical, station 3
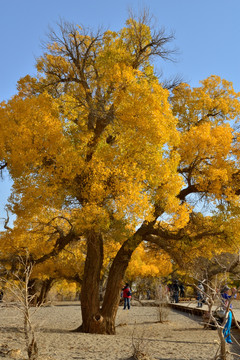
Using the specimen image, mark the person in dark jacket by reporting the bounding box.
[172,281,179,303]
[122,283,132,310]
[179,284,185,298]
[0,290,3,302]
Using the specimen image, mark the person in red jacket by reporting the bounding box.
[122,283,132,310]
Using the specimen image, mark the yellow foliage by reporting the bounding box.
[178,122,234,198]
[172,75,240,130]
[1,16,240,286]
[126,243,172,280]
[51,280,78,299]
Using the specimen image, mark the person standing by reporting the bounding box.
[122,283,132,310]
[147,289,150,300]
[197,282,204,307]
[221,285,237,344]
[179,283,185,298]
[172,280,179,303]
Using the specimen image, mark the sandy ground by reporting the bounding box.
[0,301,240,360]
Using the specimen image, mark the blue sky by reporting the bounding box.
[1,0,240,229]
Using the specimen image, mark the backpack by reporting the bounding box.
[127,289,132,296]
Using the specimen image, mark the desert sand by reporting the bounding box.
[0,301,240,360]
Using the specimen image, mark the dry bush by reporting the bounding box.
[155,283,169,323]
[131,325,155,360]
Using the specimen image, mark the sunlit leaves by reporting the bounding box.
[172,76,240,131]
[1,14,240,289]
[126,243,172,279]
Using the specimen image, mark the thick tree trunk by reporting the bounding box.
[28,278,54,306]
[100,230,146,333]
[36,278,54,305]
[78,230,104,333]
[78,221,154,334]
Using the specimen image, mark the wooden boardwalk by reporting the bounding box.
[169,300,240,326]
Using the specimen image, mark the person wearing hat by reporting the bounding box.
[221,285,237,344]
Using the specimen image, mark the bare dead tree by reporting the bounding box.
[155,281,170,323]
[1,253,39,360]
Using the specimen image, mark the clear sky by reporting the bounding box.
[1,0,240,229]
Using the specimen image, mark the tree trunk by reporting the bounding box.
[28,278,54,306]
[28,279,40,306]
[77,221,154,334]
[100,243,140,333]
[36,278,54,305]
[78,230,104,333]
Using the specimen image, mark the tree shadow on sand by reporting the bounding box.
[0,325,23,333]
[0,325,72,334]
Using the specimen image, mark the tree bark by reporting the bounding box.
[77,230,104,333]
[28,278,54,306]
[36,278,54,305]
[77,221,155,334]
[100,239,141,334]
